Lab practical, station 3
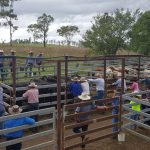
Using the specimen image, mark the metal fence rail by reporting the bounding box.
[122,90,150,141]
[0,107,56,150]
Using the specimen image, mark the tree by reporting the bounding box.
[37,13,54,48]
[57,25,79,46]
[27,24,42,43]
[129,11,150,55]
[0,0,20,46]
[81,8,141,55]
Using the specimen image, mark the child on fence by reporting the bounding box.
[73,93,107,148]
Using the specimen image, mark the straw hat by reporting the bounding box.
[0,49,4,53]
[71,77,80,82]
[29,51,33,54]
[10,50,16,53]
[8,105,22,114]
[28,82,37,88]
[78,93,91,101]
[95,73,102,78]
[80,77,87,82]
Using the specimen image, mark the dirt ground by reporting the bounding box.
[1,113,150,150]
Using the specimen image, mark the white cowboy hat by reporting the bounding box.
[71,77,80,82]
[28,82,37,88]
[8,105,22,114]
[78,93,91,101]
[95,73,102,78]
[80,77,87,82]
[0,49,4,53]
[10,50,16,53]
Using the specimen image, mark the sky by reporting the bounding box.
[0,0,150,43]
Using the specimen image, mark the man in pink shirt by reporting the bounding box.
[23,82,39,122]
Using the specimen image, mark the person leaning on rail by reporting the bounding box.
[88,73,105,106]
[73,93,108,148]
[3,105,35,150]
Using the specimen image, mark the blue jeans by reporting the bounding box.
[97,90,104,106]
[112,108,119,132]
[130,113,140,129]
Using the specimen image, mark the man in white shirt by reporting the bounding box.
[88,73,105,106]
[80,77,90,95]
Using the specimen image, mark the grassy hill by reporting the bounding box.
[0,43,89,57]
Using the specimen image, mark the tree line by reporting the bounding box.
[0,0,150,55]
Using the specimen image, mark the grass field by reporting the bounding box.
[0,43,89,57]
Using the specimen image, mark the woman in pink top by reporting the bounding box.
[130,77,139,92]
[23,82,39,122]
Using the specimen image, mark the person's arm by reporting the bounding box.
[23,91,28,99]
[112,79,119,85]
[75,107,80,122]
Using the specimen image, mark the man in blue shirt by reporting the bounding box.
[73,93,107,148]
[3,105,35,150]
[25,51,35,77]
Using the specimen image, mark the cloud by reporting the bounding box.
[1,0,150,42]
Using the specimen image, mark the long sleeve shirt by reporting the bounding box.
[81,81,90,95]
[113,78,127,90]
[88,78,105,91]
[4,117,35,138]
[23,89,39,103]
[26,56,35,65]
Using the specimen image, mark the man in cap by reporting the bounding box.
[23,82,39,122]
[25,51,35,77]
[112,72,127,92]
[3,105,35,150]
[73,93,108,148]
[88,73,105,106]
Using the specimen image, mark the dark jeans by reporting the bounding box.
[97,90,104,106]
[25,63,33,77]
[73,123,88,139]
[28,103,39,122]
[6,137,22,150]
[112,108,119,132]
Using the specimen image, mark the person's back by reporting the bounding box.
[70,81,82,97]
[4,117,35,138]
[81,81,90,95]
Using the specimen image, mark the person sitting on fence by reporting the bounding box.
[9,50,16,73]
[0,49,5,81]
[88,73,105,106]
[111,90,120,139]
[69,77,83,103]
[36,52,44,76]
[3,105,35,150]
[130,94,141,130]
[25,51,35,77]
[128,77,140,93]
[80,77,90,95]
[112,73,127,93]
[22,82,39,123]
[73,93,108,148]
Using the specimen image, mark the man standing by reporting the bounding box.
[25,51,35,77]
[36,52,44,76]
[88,73,105,106]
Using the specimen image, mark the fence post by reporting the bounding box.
[65,55,68,104]
[104,56,107,97]
[138,55,141,82]
[57,61,62,150]
[12,56,16,105]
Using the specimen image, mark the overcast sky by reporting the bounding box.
[0,0,150,43]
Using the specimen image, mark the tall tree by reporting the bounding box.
[81,8,141,55]
[129,11,150,55]
[27,24,42,43]
[0,0,20,46]
[57,25,79,46]
[37,13,54,48]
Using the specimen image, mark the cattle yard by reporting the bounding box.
[0,55,150,150]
